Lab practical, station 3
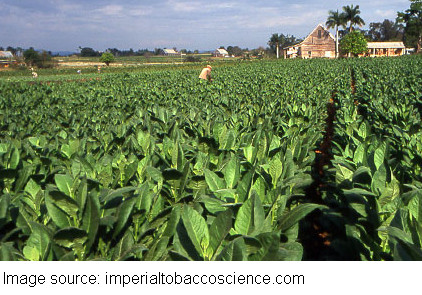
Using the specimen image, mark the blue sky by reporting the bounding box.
[0,0,411,52]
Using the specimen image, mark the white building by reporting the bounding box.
[214,48,229,57]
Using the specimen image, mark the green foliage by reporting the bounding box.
[342,4,365,32]
[397,0,422,51]
[23,49,56,68]
[340,30,368,56]
[184,56,201,62]
[0,57,421,260]
[23,48,40,66]
[80,47,100,57]
[100,52,115,66]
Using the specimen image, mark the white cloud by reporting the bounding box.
[169,1,202,12]
[374,9,396,18]
[97,5,124,16]
[128,8,153,17]
[230,6,326,30]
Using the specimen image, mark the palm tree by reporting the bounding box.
[342,4,365,32]
[268,33,284,59]
[326,10,346,58]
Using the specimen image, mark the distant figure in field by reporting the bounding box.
[97,66,101,73]
[77,70,81,74]
[30,67,37,78]
[199,65,212,82]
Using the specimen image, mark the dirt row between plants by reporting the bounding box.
[299,70,357,260]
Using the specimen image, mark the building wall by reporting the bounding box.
[363,48,405,57]
[298,26,335,59]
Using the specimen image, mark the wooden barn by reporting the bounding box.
[361,42,406,57]
[284,24,336,59]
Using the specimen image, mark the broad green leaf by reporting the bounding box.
[336,164,353,183]
[269,157,283,187]
[75,177,88,211]
[252,176,266,202]
[353,143,365,164]
[23,222,52,261]
[234,193,268,236]
[112,230,134,260]
[112,231,147,261]
[236,169,254,203]
[174,217,199,261]
[243,145,256,164]
[249,232,280,261]
[23,246,39,261]
[221,130,235,151]
[113,196,137,239]
[279,242,303,261]
[137,131,151,155]
[55,174,73,197]
[256,132,268,162]
[9,146,20,169]
[163,205,181,238]
[145,236,170,261]
[278,203,327,232]
[217,237,246,261]
[24,178,41,198]
[283,149,295,179]
[204,169,225,192]
[209,209,233,258]
[146,166,163,183]
[0,194,10,229]
[0,243,18,261]
[14,165,33,194]
[358,122,367,139]
[47,190,79,217]
[45,191,76,228]
[181,205,209,257]
[82,193,100,252]
[342,188,376,197]
[373,147,385,171]
[101,186,137,204]
[408,190,422,223]
[371,164,387,195]
[234,197,254,236]
[224,156,240,189]
[171,142,184,170]
[380,226,413,244]
[200,196,226,214]
[54,227,88,249]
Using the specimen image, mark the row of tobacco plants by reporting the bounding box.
[0,57,421,260]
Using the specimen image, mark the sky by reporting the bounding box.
[0,0,411,52]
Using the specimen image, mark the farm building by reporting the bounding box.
[163,48,178,56]
[0,51,15,68]
[284,24,336,59]
[361,42,406,57]
[214,48,229,57]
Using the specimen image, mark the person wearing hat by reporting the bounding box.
[199,65,213,82]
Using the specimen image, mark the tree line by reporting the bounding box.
[2,1,420,65]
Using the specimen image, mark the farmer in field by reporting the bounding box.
[31,68,38,78]
[199,65,213,82]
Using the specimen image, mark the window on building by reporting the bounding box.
[318,30,322,38]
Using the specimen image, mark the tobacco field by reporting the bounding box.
[0,56,421,261]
